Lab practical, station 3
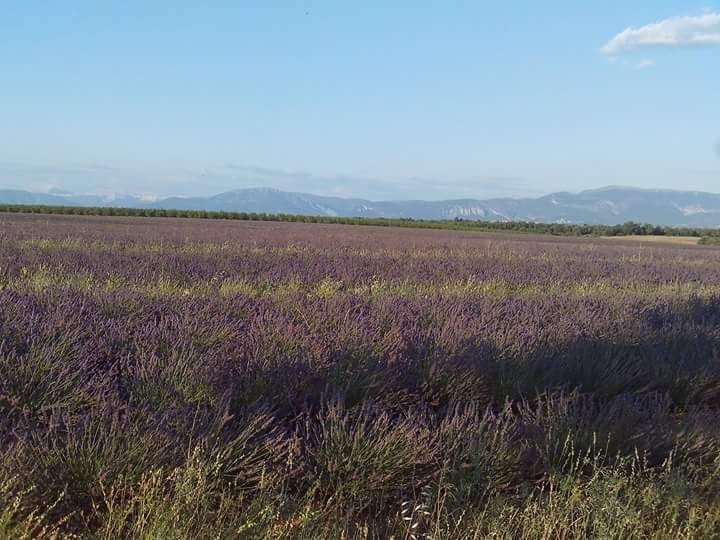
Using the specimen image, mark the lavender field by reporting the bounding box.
[1,213,720,538]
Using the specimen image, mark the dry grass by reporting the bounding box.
[600,235,701,245]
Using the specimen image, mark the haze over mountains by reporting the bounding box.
[3,186,720,228]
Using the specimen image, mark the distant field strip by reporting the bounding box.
[600,235,702,245]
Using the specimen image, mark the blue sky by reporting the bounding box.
[1,1,719,200]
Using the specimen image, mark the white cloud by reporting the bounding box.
[634,59,656,69]
[601,12,720,55]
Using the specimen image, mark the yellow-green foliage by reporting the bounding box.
[0,475,67,539]
[9,265,720,303]
[313,277,344,299]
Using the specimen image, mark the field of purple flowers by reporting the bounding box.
[1,213,720,538]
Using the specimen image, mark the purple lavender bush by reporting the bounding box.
[0,213,719,538]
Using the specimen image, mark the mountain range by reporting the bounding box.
[3,186,720,228]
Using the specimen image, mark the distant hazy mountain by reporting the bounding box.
[0,189,149,209]
[0,189,72,206]
[3,186,720,227]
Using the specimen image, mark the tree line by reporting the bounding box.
[1,203,719,238]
